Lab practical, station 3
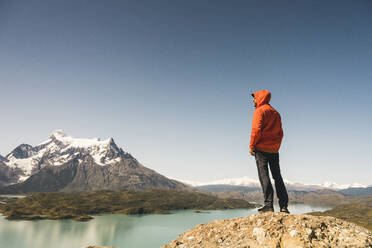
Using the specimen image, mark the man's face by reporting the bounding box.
[253,97,257,108]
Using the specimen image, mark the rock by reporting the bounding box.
[163,212,372,248]
[73,215,93,221]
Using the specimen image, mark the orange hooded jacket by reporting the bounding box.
[250,90,283,153]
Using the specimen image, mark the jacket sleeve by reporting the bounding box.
[278,112,284,142]
[250,109,263,150]
[279,126,284,144]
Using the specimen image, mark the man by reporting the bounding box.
[250,89,289,213]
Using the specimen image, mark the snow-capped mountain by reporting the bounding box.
[0,130,188,192]
[3,130,130,183]
[175,176,368,191]
[317,181,367,190]
[177,176,261,188]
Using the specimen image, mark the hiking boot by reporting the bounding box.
[258,205,274,213]
[280,207,290,214]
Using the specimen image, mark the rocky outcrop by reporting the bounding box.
[163,212,372,248]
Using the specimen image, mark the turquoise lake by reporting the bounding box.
[0,204,330,248]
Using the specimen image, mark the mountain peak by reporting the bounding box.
[3,131,128,183]
[49,130,114,149]
[0,132,187,192]
[51,129,67,139]
[6,144,34,160]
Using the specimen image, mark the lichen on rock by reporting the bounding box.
[163,212,372,248]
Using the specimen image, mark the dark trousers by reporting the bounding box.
[255,150,289,208]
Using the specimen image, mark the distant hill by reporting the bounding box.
[339,187,372,196]
[189,180,372,206]
[310,203,372,231]
[204,187,372,207]
[197,184,260,193]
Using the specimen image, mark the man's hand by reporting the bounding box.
[250,148,255,156]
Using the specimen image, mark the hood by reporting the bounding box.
[252,89,271,108]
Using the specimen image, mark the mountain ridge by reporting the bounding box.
[176,176,368,191]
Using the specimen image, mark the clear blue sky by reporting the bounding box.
[0,0,371,185]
